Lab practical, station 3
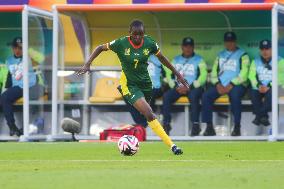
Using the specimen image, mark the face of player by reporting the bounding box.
[224,41,237,51]
[130,26,144,46]
[12,45,22,58]
[182,45,194,57]
[260,48,272,61]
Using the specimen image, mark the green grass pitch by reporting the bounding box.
[0,141,283,189]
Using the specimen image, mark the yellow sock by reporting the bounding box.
[148,119,174,148]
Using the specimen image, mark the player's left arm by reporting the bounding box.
[76,44,109,75]
[156,51,190,89]
[230,54,250,86]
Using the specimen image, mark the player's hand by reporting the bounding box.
[176,73,190,89]
[76,63,91,76]
[176,86,189,95]
[259,85,269,93]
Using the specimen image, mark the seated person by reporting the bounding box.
[0,37,44,136]
[201,31,250,136]
[162,37,207,136]
[249,39,284,126]
[119,55,166,127]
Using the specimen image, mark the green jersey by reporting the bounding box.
[107,35,160,96]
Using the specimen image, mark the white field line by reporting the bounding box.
[0,160,283,163]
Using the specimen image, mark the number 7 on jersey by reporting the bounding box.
[134,59,139,69]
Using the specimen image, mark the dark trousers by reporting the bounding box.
[126,88,163,127]
[0,85,43,127]
[250,89,272,118]
[162,87,203,125]
[201,85,246,126]
[0,86,23,126]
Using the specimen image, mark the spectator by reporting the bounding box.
[162,37,207,136]
[201,31,250,136]
[0,37,43,136]
[249,39,284,126]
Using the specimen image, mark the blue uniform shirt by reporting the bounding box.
[217,48,246,86]
[6,56,36,88]
[172,53,204,85]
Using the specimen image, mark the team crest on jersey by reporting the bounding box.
[143,49,150,56]
[124,48,130,56]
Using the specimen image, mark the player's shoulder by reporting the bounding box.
[109,36,127,44]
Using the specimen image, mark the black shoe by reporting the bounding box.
[191,123,201,136]
[260,117,270,127]
[16,128,23,137]
[231,126,241,136]
[8,124,22,137]
[203,124,216,136]
[163,124,172,135]
[171,144,183,155]
[252,116,261,126]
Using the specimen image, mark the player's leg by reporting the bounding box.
[117,85,147,127]
[188,87,203,136]
[162,89,182,135]
[228,85,246,136]
[133,97,182,155]
[250,89,264,126]
[201,86,221,136]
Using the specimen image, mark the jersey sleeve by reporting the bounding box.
[149,38,160,56]
[107,38,121,53]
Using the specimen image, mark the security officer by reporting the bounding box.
[249,39,284,126]
[162,37,207,136]
[201,31,250,136]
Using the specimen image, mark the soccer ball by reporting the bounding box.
[117,135,139,156]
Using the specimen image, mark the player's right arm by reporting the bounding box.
[76,44,108,75]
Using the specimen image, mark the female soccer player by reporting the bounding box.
[77,20,189,155]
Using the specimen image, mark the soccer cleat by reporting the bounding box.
[231,126,241,136]
[252,116,261,126]
[203,124,216,136]
[171,144,183,155]
[191,123,201,136]
[260,117,270,127]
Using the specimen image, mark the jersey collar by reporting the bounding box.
[128,36,144,49]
